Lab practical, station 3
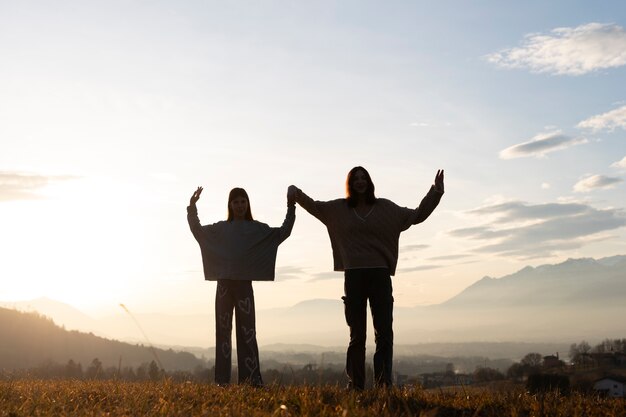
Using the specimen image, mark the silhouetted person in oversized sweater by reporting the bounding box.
[187,186,295,386]
[289,167,444,389]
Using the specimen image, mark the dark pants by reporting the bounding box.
[214,280,263,386]
[343,268,394,389]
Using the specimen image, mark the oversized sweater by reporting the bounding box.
[187,204,295,281]
[295,186,442,276]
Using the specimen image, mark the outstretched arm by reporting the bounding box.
[410,170,444,225]
[279,187,297,243]
[288,185,329,223]
[187,186,205,238]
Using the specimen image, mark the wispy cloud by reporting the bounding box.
[499,131,587,159]
[468,201,589,221]
[0,171,76,202]
[577,104,626,132]
[611,156,626,169]
[486,23,626,75]
[426,254,472,261]
[574,174,623,192]
[307,271,342,282]
[449,200,626,259]
[400,244,429,252]
[276,266,308,281]
[397,264,442,273]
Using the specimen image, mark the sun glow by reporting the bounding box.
[0,176,154,313]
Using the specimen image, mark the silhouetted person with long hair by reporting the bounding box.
[289,167,444,389]
[187,186,296,386]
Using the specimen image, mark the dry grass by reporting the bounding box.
[0,379,624,416]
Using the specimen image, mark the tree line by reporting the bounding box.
[0,358,352,386]
[569,338,626,364]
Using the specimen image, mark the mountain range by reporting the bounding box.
[2,255,625,348]
[441,255,626,308]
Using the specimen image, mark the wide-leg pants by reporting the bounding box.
[342,268,394,389]
[214,280,263,385]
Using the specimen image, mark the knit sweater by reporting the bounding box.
[187,204,295,281]
[295,186,442,276]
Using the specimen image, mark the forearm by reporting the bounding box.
[279,204,296,242]
[412,185,444,224]
[293,187,325,220]
[187,204,204,237]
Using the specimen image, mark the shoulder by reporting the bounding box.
[252,220,270,228]
[376,198,397,207]
[325,198,347,206]
[210,220,228,230]
[376,198,408,212]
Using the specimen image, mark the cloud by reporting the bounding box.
[448,200,626,259]
[275,266,309,281]
[499,131,587,159]
[0,171,76,202]
[449,226,505,240]
[307,271,342,282]
[397,265,443,273]
[612,156,626,169]
[577,104,626,132]
[468,201,589,222]
[486,23,626,75]
[574,174,623,192]
[474,240,586,259]
[400,244,429,252]
[426,254,472,261]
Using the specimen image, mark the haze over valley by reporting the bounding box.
[3,256,624,351]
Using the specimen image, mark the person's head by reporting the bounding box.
[346,166,376,207]
[227,187,253,221]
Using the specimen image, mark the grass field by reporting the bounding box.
[0,380,625,416]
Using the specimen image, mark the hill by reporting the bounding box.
[0,306,524,376]
[0,306,204,371]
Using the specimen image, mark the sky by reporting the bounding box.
[1,1,625,320]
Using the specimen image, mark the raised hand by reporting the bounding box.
[434,170,444,193]
[190,186,203,205]
[287,185,297,205]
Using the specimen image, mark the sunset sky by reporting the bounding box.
[1,1,625,319]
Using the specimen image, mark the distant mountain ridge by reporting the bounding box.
[2,255,625,346]
[441,255,626,308]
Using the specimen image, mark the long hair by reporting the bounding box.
[346,166,376,207]
[227,187,253,221]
